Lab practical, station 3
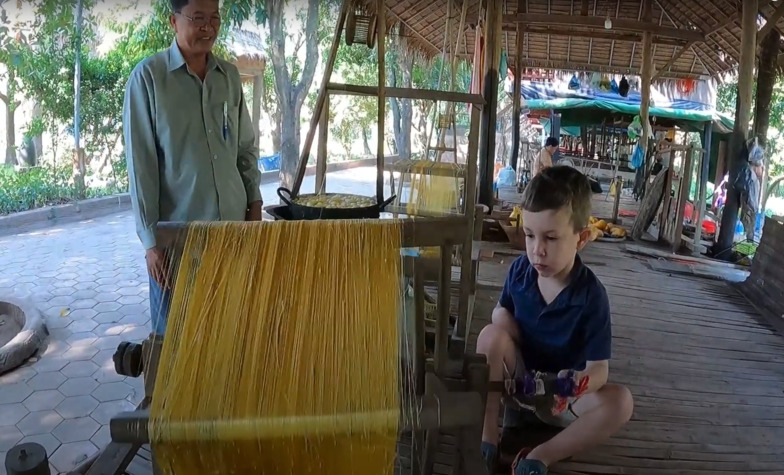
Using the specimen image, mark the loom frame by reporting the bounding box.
[77,218,489,475]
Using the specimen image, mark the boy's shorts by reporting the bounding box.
[503,350,579,429]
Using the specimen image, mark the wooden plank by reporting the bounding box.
[467,197,784,474]
[326,83,484,105]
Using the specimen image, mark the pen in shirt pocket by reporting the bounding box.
[222,101,228,141]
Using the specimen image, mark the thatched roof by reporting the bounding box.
[228,28,266,76]
[360,0,784,80]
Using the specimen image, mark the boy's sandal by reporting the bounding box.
[510,448,548,475]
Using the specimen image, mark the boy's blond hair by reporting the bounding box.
[521,166,592,232]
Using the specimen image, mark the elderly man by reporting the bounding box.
[123,0,262,335]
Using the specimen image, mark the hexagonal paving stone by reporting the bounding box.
[119,312,149,326]
[69,308,99,321]
[93,301,121,313]
[119,303,147,316]
[93,323,131,337]
[0,403,29,426]
[71,299,99,310]
[19,433,62,456]
[90,425,110,448]
[121,325,149,342]
[93,311,124,324]
[62,345,100,362]
[94,284,118,293]
[26,372,67,391]
[22,390,65,412]
[92,367,126,384]
[66,332,99,347]
[49,440,98,473]
[0,383,33,404]
[52,417,100,444]
[92,382,133,403]
[0,366,36,385]
[117,295,144,305]
[16,410,63,436]
[61,361,99,378]
[58,377,100,397]
[0,425,23,451]
[56,396,100,419]
[68,319,98,334]
[94,292,120,303]
[91,399,135,425]
[94,335,125,351]
[116,286,141,296]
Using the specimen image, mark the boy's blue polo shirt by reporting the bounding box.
[498,254,611,373]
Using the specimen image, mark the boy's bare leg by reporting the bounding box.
[526,384,633,466]
[476,317,519,446]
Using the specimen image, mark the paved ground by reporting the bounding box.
[0,169,380,474]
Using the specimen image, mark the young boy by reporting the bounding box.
[478,166,633,474]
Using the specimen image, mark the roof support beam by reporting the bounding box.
[651,40,695,81]
[758,0,784,44]
[500,13,705,42]
[493,25,690,47]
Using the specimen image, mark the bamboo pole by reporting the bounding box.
[376,0,386,203]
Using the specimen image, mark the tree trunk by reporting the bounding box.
[754,29,779,213]
[279,102,299,188]
[32,101,43,159]
[268,0,320,187]
[271,106,282,153]
[754,30,779,146]
[4,101,16,166]
[2,76,17,166]
[361,127,372,156]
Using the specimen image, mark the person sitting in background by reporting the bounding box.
[533,137,559,177]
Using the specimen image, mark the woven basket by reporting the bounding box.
[500,219,527,251]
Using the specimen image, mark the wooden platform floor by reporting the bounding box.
[122,193,784,474]
[469,240,784,474]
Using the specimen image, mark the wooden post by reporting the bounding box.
[477,1,503,207]
[672,146,694,252]
[376,0,386,203]
[693,121,713,255]
[639,0,653,157]
[316,94,329,194]
[715,0,757,254]
[252,73,263,150]
[291,0,349,196]
[714,140,727,189]
[510,22,524,172]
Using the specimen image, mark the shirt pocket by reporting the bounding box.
[212,103,240,156]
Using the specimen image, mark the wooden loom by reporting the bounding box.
[69,216,490,475]
[62,1,490,474]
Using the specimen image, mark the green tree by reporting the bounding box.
[0,3,26,166]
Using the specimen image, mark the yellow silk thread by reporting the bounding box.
[149,219,403,474]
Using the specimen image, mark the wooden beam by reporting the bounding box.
[316,94,328,194]
[640,0,653,157]
[651,40,694,81]
[500,13,705,42]
[494,24,691,47]
[376,0,386,204]
[385,7,441,55]
[478,0,503,207]
[759,1,784,44]
[511,21,524,172]
[580,0,589,16]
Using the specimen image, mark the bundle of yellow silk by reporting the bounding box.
[405,160,460,216]
[150,220,402,474]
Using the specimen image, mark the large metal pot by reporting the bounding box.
[276,187,396,220]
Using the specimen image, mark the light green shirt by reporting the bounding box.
[123,39,262,250]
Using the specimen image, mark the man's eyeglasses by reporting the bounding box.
[177,13,221,28]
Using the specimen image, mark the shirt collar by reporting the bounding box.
[523,254,589,308]
[167,38,225,75]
